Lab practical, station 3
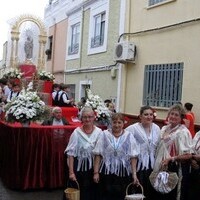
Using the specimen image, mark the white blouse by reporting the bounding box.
[65,126,102,171]
[93,129,139,176]
[193,131,200,154]
[126,122,161,171]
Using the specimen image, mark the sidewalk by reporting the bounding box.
[0,179,64,200]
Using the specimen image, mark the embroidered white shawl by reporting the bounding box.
[93,129,139,176]
[154,124,193,172]
[193,131,200,154]
[126,122,161,170]
[65,126,102,171]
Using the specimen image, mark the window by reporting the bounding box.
[68,23,80,55]
[149,0,167,6]
[46,36,53,60]
[143,63,183,107]
[91,12,105,48]
[66,84,76,99]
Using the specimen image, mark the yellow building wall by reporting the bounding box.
[122,0,200,124]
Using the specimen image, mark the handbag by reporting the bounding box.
[149,170,179,194]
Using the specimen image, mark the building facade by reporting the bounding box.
[119,0,200,124]
[45,0,121,106]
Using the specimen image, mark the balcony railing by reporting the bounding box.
[91,35,104,48]
[68,43,79,55]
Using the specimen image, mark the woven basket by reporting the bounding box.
[125,183,145,200]
[64,181,80,200]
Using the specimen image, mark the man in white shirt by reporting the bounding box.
[7,83,21,103]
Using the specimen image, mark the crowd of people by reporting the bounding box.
[0,78,21,115]
[64,103,199,200]
[0,79,199,200]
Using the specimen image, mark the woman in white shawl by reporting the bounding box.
[154,104,193,200]
[93,113,139,200]
[126,105,161,200]
[188,131,200,198]
[65,106,102,200]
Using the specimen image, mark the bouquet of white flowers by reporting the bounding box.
[4,83,50,124]
[38,70,55,81]
[85,89,110,125]
[3,68,23,79]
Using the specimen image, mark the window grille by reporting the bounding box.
[149,0,167,6]
[143,63,183,107]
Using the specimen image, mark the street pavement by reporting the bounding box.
[0,178,64,200]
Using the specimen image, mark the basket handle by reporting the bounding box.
[67,180,80,190]
[126,182,144,196]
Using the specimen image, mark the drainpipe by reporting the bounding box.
[117,0,131,112]
[79,6,84,69]
[122,0,131,112]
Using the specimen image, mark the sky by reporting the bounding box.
[0,0,48,60]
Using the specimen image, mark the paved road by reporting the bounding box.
[0,179,64,200]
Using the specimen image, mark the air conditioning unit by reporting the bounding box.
[114,41,136,63]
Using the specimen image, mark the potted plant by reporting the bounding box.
[37,70,55,93]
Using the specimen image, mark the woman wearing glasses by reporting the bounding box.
[65,106,102,200]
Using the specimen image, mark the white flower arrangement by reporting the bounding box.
[3,68,23,79]
[38,70,55,81]
[4,82,50,124]
[85,89,110,125]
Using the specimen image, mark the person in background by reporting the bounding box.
[42,106,69,125]
[52,83,62,106]
[93,113,139,200]
[77,97,87,111]
[183,102,195,138]
[126,106,160,200]
[0,78,11,102]
[154,104,193,200]
[65,106,102,200]
[6,82,21,103]
[59,84,74,107]
[188,130,200,198]
[106,102,116,114]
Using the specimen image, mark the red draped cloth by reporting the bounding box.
[19,64,36,78]
[0,121,78,190]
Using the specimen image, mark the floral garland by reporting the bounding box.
[4,82,50,123]
[38,70,55,81]
[3,68,23,79]
[85,89,110,125]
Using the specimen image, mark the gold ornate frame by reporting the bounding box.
[10,14,47,70]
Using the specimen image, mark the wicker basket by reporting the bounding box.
[125,183,145,200]
[64,180,80,200]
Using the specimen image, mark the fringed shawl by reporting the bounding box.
[126,122,161,170]
[193,131,200,154]
[93,129,139,177]
[65,126,102,171]
[154,124,193,172]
